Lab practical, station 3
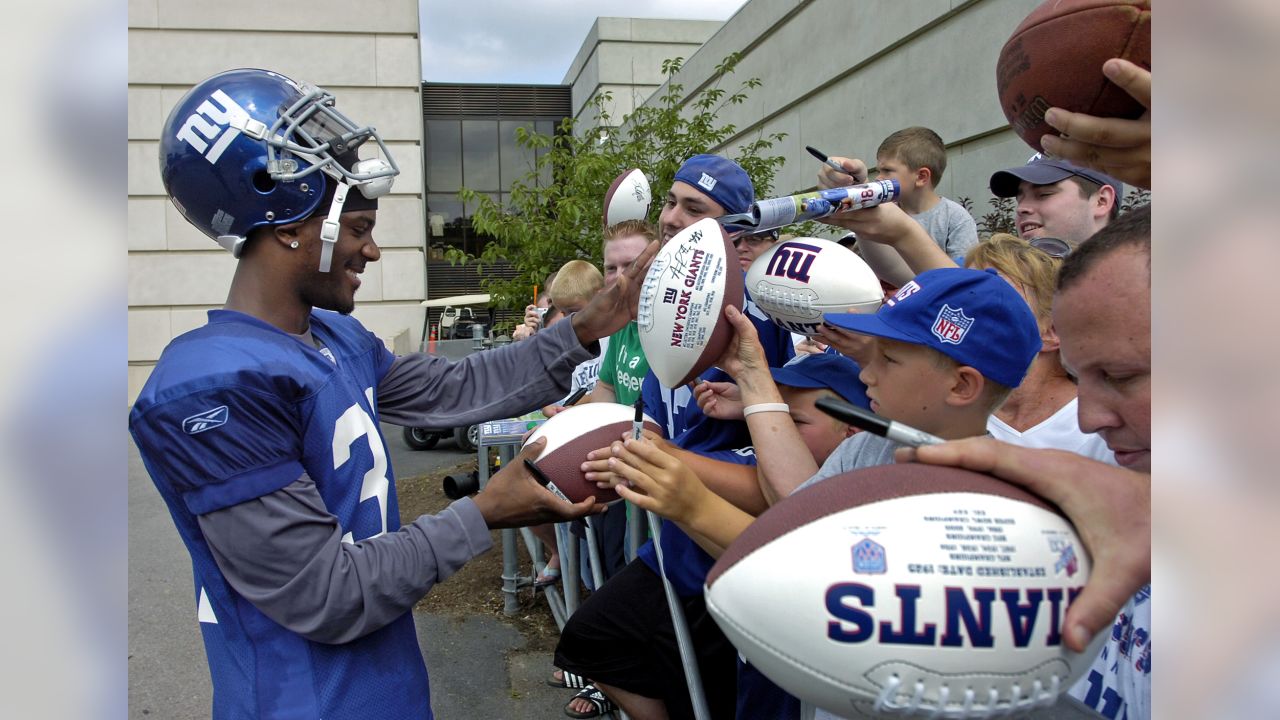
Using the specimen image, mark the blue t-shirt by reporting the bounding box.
[636,295,795,596]
[129,309,431,720]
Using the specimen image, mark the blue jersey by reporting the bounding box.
[129,309,430,719]
[636,296,795,596]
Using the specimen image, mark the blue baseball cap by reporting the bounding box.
[769,352,870,410]
[989,153,1123,200]
[822,267,1041,388]
[673,154,754,216]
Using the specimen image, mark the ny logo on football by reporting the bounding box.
[174,89,260,165]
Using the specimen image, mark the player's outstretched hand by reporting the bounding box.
[693,379,744,420]
[572,239,660,345]
[473,438,604,528]
[1041,59,1151,190]
[611,432,713,526]
[898,437,1151,654]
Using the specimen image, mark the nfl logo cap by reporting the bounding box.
[769,352,871,409]
[674,154,755,216]
[989,153,1124,200]
[822,267,1042,388]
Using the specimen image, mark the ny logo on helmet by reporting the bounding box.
[175,90,253,165]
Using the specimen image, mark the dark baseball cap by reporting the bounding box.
[769,352,870,410]
[989,154,1123,200]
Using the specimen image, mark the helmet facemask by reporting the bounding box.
[259,83,398,272]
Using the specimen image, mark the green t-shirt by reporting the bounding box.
[597,321,649,406]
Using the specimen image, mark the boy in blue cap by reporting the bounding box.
[610,267,1040,720]
[611,266,1041,554]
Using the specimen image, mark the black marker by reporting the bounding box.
[523,458,553,487]
[815,396,944,448]
[805,145,854,176]
[632,399,645,441]
[562,386,589,407]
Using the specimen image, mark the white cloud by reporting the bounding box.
[420,0,746,84]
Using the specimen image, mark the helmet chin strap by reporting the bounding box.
[317,182,350,273]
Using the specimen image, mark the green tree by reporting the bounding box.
[451,54,787,316]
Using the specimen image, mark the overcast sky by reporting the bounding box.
[419,0,747,84]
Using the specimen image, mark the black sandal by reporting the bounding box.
[546,668,590,689]
[564,684,615,719]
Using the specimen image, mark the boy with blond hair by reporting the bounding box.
[875,127,978,258]
[549,259,604,309]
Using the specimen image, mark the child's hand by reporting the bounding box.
[610,435,712,526]
[816,323,877,367]
[794,336,828,356]
[693,379,744,420]
[582,430,675,488]
[716,306,769,382]
[816,156,869,188]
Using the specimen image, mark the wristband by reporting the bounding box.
[743,402,790,417]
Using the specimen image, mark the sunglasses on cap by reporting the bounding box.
[732,229,779,248]
[1029,236,1071,259]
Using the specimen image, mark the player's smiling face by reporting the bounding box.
[299,210,380,315]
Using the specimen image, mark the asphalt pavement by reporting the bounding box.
[128,423,578,719]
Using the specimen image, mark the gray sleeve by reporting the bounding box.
[197,473,493,645]
[945,199,979,257]
[376,315,596,428]
[793,434,903,494]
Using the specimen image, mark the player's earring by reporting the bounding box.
[290,240,299,249]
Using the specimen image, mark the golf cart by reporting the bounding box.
[402,294,495,452]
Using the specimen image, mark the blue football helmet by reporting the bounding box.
[159,68,398,271]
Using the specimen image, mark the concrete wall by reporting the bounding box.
[563,17,723,129]
[127,0,426,403]
[574,0,1045,222]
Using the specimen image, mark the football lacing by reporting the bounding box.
[636,257,666,328]
[756,284,815,315]
[871,672,1066,718]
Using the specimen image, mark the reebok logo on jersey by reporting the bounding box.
[183,405,229,434]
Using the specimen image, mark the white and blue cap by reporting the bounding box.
[673,154,754,216]
[769,352,871,409]
[822,268,1041,388]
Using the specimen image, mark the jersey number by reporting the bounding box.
[332,389,389,543]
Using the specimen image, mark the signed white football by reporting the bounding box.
[745,237,883,336]
[705,463,1107,718]
[637,217,742,388]
[522,403,663,505]
[603,168,651,227]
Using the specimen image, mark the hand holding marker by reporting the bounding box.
[717,146,898,234]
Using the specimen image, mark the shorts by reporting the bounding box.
[554,560,738,720]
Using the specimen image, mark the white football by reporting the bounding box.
[745,237,883,336]
[603,168,651,227]
[637,217,742,388]
[705,463,1107,719]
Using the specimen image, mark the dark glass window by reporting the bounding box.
[462,121,500,191]
[425,120,461,191]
